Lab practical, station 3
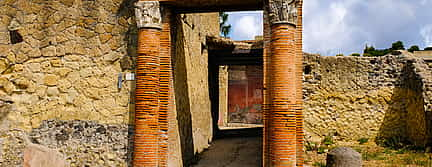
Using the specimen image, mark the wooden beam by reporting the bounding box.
[159,0,263,12]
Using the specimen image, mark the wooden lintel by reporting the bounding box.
[158,0,263,12]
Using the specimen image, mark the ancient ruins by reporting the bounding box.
[0,0,431,167]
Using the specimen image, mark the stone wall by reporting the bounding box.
[0,0,219,166]
[0,0,136,166]
[173,12,219,165]
[303,53,431,146]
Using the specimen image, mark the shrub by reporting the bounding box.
[408,45,420,52]
[350,53,361,57]
[391,41,405,50]
[317,146,327,154]
[323,136,334,145]
[363,53,373,57]
[305,141,318,151]
[358,138,369,145]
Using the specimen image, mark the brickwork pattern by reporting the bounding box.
[134,28,161,166]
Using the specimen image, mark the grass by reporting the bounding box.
[312,162,326,167]
[362,150,386,161]
[305,141,432,167]
[323,136,334,146]
[402,153,430,165]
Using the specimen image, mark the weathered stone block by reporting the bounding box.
[41,46,56,57]
[0,58,8,73]
[44,74,59,86]
[0,77,15,94]
[47,87,60,96]
[326,147,362,167]
[23,143,69,167]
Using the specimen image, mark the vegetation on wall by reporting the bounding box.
[408,45,420,53]
[362,41,413,57]
[339,41,430,57]
[219,12,232,38]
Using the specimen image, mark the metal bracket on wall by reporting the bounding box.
[118,73,123,89]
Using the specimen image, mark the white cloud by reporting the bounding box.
[421,25,432,47]
[421,0,432,5]
[227,12,263,40]
[303,0,363,55]
[226,0,431,54]
[303,0,423,55]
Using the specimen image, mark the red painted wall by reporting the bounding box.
[228,65,263,124]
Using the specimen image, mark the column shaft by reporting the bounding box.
[134,28,162,166]
[269,24,298,167]
[295,1,304,166]
[158,8,172,167]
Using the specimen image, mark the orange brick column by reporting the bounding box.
[265,0,303,166]
[295,1,304,166]
[133,1,165,166]
[158,8,172,167]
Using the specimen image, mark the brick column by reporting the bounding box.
[265,0,303,166]
[158,7,172,167]
[295,1,304,166]
[133,1,165,166]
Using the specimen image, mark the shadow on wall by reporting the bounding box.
[208,50,220,136]
[173,14,196,166]
[377,59,428,148]
[117,0,138,72]
[117,0,139,166]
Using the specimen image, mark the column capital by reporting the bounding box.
[267,0,299,26]
[134,1,162,29]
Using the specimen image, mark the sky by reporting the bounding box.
[225,0,432,56]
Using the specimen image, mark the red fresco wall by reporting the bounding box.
[228,65,263,124]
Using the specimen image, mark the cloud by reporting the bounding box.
[301,0,432,55]
[226,11,263,40]
[421,25,432,47]
[226,0,432,55]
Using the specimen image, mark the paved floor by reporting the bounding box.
[192,129,262,167]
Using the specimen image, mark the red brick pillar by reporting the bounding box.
[133,1,166,166]
[265,0,303,166]
[158,8,172,167]
[295,1,304,166]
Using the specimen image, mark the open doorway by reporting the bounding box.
[195,11,264,165]
[208,37,264,130]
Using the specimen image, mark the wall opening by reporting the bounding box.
[9,30,23,44]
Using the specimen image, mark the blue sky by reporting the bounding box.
[225,0,432,56]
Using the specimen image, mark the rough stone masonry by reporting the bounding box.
[303,52,432,146]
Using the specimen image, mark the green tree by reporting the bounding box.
[219,12,232,38]
[391,41,405,50]
[363,44,389,57]
[425,47,432,51]
[363,44,375,54]
[408,45,420,53]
